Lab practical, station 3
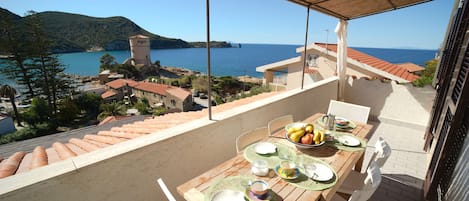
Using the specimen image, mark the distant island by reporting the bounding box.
[0,8,231,54]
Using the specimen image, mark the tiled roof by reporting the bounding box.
[397,62,425,73]
[105,79,138,89]
[101,90,117,99]
[0,91,279,179]
[315,43,420,82]
[304,68,318,74]
[166,87,191,100]
[133,81,170,96]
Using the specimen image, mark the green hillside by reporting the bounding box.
[1,8,230,53]
[31,11,190,52]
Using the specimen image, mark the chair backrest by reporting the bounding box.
[363,137,392,173]
[267,115,293,136]
[157,178,176,201]
[327,100,370,124]
[348,161,382,201]
[236,127,268,153]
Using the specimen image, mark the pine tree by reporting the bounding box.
[0,11,36,99]
[25,11,74,115]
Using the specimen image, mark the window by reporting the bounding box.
[171,99,176,106]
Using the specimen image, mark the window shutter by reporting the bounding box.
[451,49,468,103]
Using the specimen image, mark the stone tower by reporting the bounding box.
[129,34,151,66]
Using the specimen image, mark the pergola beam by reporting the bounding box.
[206,0,212,120]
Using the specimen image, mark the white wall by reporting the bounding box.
[0,78,339,201]
[344,77,435,128]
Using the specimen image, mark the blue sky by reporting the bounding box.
[1,0,453,49]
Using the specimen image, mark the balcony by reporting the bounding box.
[0,75,435,201]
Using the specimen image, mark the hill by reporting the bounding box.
[0,8,230,53]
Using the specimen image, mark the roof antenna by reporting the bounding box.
[325,29,329,54]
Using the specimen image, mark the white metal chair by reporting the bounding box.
[339,137,391,193]
[332,161,382,201]
[267,115,293,136]
[236,127,268,153]
[369,137,392,168]
[327,100,370,124]
[157,178,176,201]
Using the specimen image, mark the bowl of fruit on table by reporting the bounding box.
[285,123,325,148]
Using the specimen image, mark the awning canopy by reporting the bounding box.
[288,0,431,20]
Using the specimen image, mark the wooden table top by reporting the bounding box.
[177,113,373,201]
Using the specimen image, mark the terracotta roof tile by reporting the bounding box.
[133,81,170,96]
[0,151,25,178]
[105,79,138,89]
[111,126,153,134]
[395,68,407,77]
[397,62,425,72]
[97,131,145,139]
[45,148,61,164]
[15,153,32,174]
[69,138,100,152]
[101,90,117,99]
[315,43,419,82]
[166,87,191,100]
[304,68,319,74]
[52,142,77,160]
[83,139,110,148]
[84,134,127,145]
[65,143,87,155]
[30,146,48,170]
[0,91,280,180]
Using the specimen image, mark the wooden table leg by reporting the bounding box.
[354,152,365,172]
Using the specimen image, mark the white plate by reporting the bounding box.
[254,142,277,154]
[335,117,350,126]
[337,135,361,147]
[304,163,334,181]
[211,190,245,201]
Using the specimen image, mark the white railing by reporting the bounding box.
[0,77,339,201]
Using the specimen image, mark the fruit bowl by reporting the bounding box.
[284,132,325,149]
[284,122,307,132]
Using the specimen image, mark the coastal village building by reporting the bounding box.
[102,79,137,103]
[129,34,152,67]
[256,43,421,90]
[101,79,193,112]
[98,70,125,85]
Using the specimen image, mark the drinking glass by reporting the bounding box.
[278,148,293,160]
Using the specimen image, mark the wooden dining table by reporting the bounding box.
[177,113,373,201]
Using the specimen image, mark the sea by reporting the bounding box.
[1,44,437,85]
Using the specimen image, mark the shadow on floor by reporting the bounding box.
[369,174,424,201]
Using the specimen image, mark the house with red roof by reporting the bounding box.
[102,79,138,102]
[102,79,193,112]
[256,43,421,90]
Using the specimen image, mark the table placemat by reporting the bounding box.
[327,132,367,152]
[244,142,297,169]
[204,176,282,201]
[285,155,338,191]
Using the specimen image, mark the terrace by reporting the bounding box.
[0,74,435,200]
[0,0,467,201]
